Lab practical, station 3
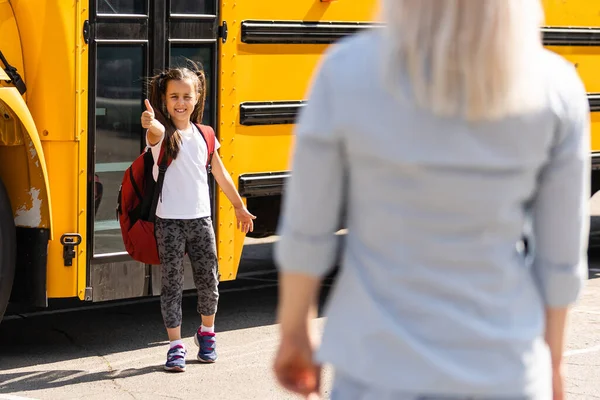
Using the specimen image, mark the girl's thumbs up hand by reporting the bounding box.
[144,99,154,115]
[141,99,165,135]
[141,99,156,128]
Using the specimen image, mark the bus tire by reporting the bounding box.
[0,177,16,324]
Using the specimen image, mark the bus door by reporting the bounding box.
[88,0,221,302]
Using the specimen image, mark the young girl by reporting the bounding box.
[140,65,256,372]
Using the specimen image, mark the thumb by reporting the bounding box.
[144,99,154,114]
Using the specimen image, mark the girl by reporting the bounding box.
[140,65,256,372]
[274,0,589,399]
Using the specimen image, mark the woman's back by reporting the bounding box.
[275,28,590,397]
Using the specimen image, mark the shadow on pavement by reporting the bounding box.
[0,267,334,376]
[0,367,160,393]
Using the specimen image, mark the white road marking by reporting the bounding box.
[573,308,600,315]
[565,344,600,357]
[0,395,41,400]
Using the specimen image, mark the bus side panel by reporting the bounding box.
[218,0,378,280]
[545,47,600,151]
[542,0,600,27]
[75,0,90,301]
[0,0,25,100]
[11,0,85,299]
[41,142,80,298]
[542,0,600,152]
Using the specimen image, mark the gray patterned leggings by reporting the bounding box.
[155,217,219,329]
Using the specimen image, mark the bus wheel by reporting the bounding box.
[0,177,16,324]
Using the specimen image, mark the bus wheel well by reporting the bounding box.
[0,176,17,324]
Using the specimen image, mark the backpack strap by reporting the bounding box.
[149,139,170,222]
[195,123,216,173]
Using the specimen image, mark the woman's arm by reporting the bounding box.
[273,53,343,398]
[211,152,256,233]
[529,68,590,399]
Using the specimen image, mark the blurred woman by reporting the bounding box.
[273,1,590,399]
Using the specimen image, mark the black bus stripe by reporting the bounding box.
[240,101,306,125]
[542,27,600,46]
[240,20,600,46]
[590,94,600,112]
[240,20,381,44]
[240,95,599,126]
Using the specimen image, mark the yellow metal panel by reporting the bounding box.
[542,0,600,27]
[10,0,83,298]
[0,0,24,99]
[218,0,378,279]
[542,0,600,152]
[10,0,78,143]
[42,141,79,298]
[75,0,90,300]
[0,87,53,233]
[231,1,377,21]
[592,114,600,152]
[547,48,600,93]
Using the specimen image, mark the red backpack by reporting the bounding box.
[117,124,216,265]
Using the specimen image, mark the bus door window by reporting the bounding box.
[94,46,145,254]
[98,0,145,15]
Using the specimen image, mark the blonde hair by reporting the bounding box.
[381,0,546,122]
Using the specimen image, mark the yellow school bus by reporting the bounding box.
[0,0,378,322]
[543,2,600,193]
[0,0,598,322]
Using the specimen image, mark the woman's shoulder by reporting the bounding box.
[540,49,588,120]
[310,29,382,98]
[320,29,381,71]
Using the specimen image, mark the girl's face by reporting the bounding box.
[164,78,198,126]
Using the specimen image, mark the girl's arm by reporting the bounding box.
[211,152,256,233]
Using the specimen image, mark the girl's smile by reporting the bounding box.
[164,78,198,128]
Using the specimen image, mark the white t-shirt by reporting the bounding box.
[146,124,221,219]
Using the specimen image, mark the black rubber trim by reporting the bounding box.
[240,93,598,127]
[240,22,600,46]
[238,172,290,198]
[542,27,600,46]
[241,20,381,44]
[240,101,306,126]
[589,94,600,112]
[10,227,50,308]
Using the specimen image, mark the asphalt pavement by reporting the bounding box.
[1,231,600,399]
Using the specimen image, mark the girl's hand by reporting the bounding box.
[141,99,165,135]
[273,330,321,399]
[234,206,256,233]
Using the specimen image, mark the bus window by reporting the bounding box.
[94,45,145,255]
[170,0,215,15]
[98,0,146,15]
